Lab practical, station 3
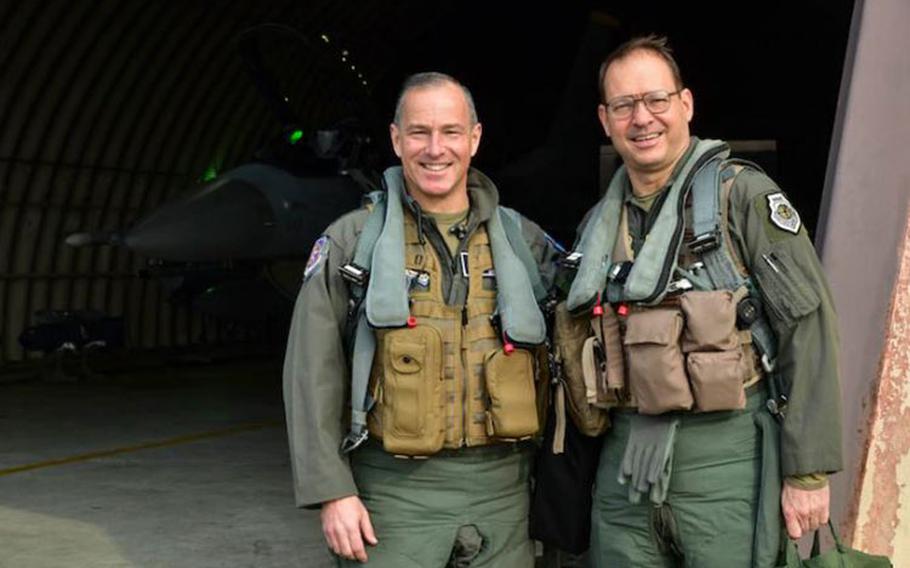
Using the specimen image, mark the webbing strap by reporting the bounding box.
[690,157,721,243]
[342,194,386,453]
[341,314,376,453]
[691,158,747,293]
[690,160,779,372]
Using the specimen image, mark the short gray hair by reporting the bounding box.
[393,72,478,126]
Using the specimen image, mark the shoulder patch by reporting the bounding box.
[766,192,801,234]
[303,236,330,282]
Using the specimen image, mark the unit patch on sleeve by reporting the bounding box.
[303,236,330,282]
[766,193,801,234]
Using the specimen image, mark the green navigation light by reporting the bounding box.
[200,165,218,182]
[288,129,304,145]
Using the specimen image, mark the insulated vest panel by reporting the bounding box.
[367,213,526,449]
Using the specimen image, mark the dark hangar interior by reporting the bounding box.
[0,1,855,565]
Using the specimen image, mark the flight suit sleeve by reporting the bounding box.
[283,213,364,508]
[727,168,844,477]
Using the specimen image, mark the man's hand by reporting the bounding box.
[781,483,830,539]
[321,496,378,563]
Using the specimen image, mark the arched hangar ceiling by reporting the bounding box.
[0,1,854,362]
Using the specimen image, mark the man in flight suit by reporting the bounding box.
[560,36,843,566]
[284,72,559,566]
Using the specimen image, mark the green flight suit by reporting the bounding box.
[577,139,843,567]
[283,168,560,567]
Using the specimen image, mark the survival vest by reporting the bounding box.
[560,139,783,430]
[340,167,550,456]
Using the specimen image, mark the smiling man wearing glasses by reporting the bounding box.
[555,36,843,566]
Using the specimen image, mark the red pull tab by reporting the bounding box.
[502,331,516,355]
[592,292,604,317]
[406,316,418,328]
[617,303,629,317]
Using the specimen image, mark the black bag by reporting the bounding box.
[529,396,603,554]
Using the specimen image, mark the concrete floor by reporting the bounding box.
[0,355,333,568]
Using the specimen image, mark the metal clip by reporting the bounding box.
[608,261,633,283]
[666,278,693,294]
[339,263,369,286]
[562,251,583,268]
[340,429,369,454]
[688,231,720,254]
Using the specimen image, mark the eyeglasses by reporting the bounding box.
[605,89,683,119]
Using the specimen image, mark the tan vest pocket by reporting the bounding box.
[484,348,539,439]
[590,305,626,392]
[686,349,749,411]
[680,290,741,352]
[624,308,693,414]
[380,326,446,456]
[553,302,610,436]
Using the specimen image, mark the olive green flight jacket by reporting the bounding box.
[581,147,843,479]
[283,169,561,508]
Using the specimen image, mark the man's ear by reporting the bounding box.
[680,88,694,123]
[597,104,611,137]
[469,122,482,157]
[390,123,402,157]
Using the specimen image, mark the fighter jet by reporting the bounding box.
[65,24,377,324]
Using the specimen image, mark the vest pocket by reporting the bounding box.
[624,308,693,414]
[753,246,820,329]
[553,302,610,436]
[380,326,445,456]
[680,289,752,412]
[686,349,749,411]
[680,290,740,352]
[484,348,539,439]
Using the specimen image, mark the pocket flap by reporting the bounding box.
[389,340,425,374]
[753,247,821,327]
[623,308,683,346]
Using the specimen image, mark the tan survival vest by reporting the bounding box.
[366,211,545,456]
[555,161,766,438]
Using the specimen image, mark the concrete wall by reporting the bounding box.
[818,0,910,556]
[851,211,910,561]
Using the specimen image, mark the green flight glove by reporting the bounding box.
[618,414,680,505]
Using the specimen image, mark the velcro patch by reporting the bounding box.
[303,236,330,282]
[766,193,801,234]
